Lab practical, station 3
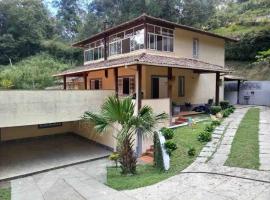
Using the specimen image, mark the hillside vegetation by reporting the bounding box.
[0,0,269,89]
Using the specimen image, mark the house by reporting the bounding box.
[0,15,237,179]
[55,14,235,114]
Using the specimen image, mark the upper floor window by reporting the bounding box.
[193,38,199,58]
[147,24,174,52]
[109,25,145,56]
[84,40,104,62]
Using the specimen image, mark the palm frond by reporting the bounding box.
[82,111,110,133]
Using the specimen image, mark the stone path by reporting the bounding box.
[259,106,270,171]
[196,107,249,166]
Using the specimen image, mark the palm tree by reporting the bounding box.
[83,96,167,174]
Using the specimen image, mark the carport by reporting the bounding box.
[0,90,115,181]
[0,133,111,181]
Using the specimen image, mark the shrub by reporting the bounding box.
[160,127,174,140]
[164,140,177,156]
[222,109,230,118]
[220,101,230,110]
[205,124,214,132]
[210,106,222,115]
[109,152,120,168]
[211,120,221,127]
[198,131,212,142]
[153,132,164,170]
[188,147,196,157]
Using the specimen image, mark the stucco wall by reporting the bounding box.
[0,122,74,141]
[0,90,114,128]
[174,28,225,67]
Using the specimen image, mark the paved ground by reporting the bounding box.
[0,134,111,180]
[6,106,270,200]
[259,106,270,170]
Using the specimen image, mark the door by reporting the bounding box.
[151,77,168,99]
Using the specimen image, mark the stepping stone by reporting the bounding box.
[199,151,212,157]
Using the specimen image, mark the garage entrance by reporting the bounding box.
[0,133,111,181]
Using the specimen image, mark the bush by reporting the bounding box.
[220,101,230,110]
[210,106,222,115]
[153,132,164,170]
[211,120,221,127]
[109,152,120,168]
[222,109,230,118]
[160,127,174,140]
[164,140,177,156]
[205,124,214,132]
[187,147,196,157]
[198,131,212,142]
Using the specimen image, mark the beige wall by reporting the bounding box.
[0,122,74,141]
[0,90,114,128]
[72,121,116,150]
[174,28,225,67]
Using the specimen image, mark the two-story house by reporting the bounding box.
[55,14,235,111]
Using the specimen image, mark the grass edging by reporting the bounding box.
[225,108,260,169]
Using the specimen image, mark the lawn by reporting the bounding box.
[107,121,210,190]
[0,188,11,200]
[225,108,260,169]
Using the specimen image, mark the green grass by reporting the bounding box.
[107,121,210,190]
[225,108,260,169]
[0,188,11,200]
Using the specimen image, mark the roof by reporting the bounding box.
[73,14,238,47]
[54,53,229,77]
[224,75,247,81]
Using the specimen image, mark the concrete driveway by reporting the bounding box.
[0,134,111,181]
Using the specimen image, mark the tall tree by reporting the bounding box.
[0,0,53,65]
[53,0,83,40]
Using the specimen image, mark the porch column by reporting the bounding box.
[167,67,172,99]
[114,68,118,97]
[136,64,143,157]
[215,72,220,105]
[63,75,67,90]
[83,72,87,90]
[237,80,240,104]
[136,64,142,110]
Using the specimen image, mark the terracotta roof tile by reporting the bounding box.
[54,53,228,76]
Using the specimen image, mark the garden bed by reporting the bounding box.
[107,121,210,190]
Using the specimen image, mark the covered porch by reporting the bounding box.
[56,53,226,121]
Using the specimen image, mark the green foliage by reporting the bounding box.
[210,106,222,115]
[164,140,177,156]
[205,124,214,132]
[220,100,230,110]
[211,120,221,127]
[109,152,120,168]
[0,188,10,200]
[187,146,196,157]
[256,49,270,63]
[83,96,167,174]
[198,131,212,142]
[160,127,174,140]
[153,132,164,170]
[0,54,70,89]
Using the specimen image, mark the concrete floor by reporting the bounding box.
[0,133,111,181]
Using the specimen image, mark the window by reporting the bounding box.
[38,123,62,129]
[178,76,185,97]
[109,25,145,56]
[193,38,199,58]
[84,40,104,62]
[90,79,102,90]
[117,76,135,96]
[147,24,174,52]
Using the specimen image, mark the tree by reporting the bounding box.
[83,96,167,174]
[0,0,53,64]
[53,0,83,40]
